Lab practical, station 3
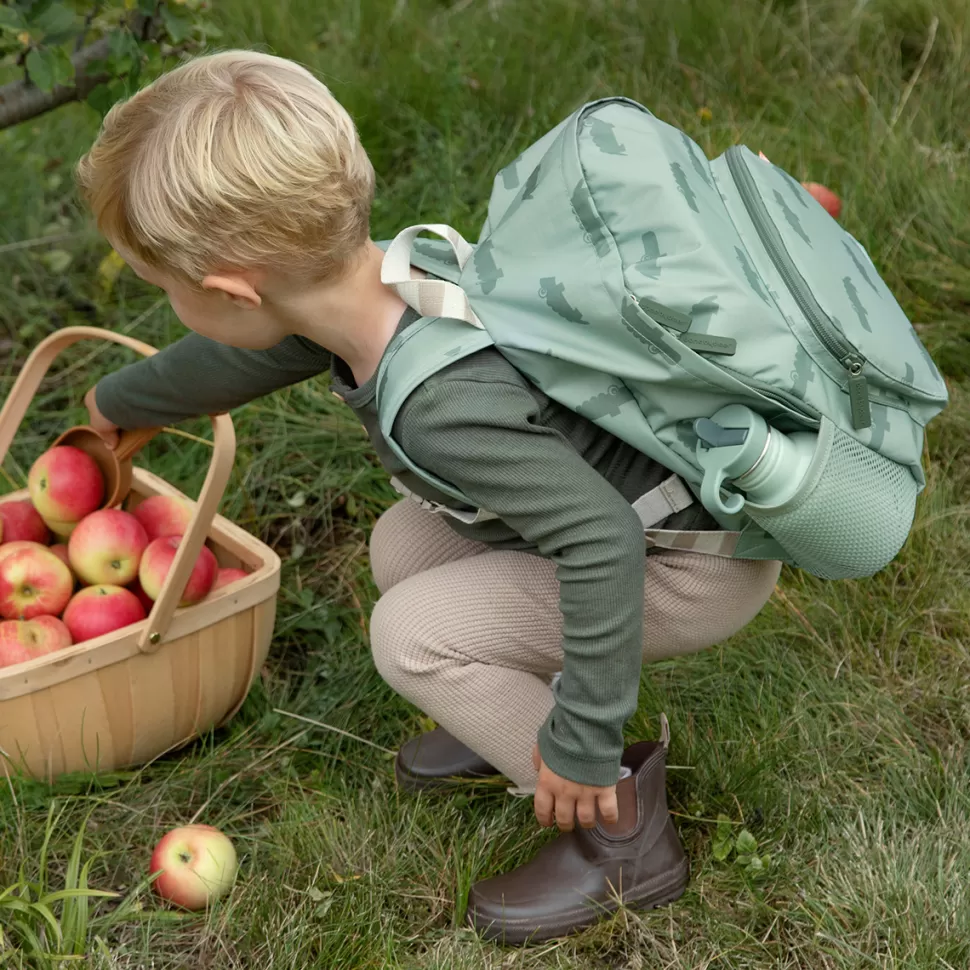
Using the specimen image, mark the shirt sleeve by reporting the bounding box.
[95,331,333,429]
[396,375,646,788]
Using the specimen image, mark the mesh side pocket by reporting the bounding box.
[745,419,919,579]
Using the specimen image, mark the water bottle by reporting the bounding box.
[693,404,817,516]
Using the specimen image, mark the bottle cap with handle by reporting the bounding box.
[694,404,770,516]
[695,404,817,516]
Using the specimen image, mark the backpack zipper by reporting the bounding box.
[725,147,871,429]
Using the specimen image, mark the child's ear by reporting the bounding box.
[201,273,262,309]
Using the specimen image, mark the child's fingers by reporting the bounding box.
[534,784,555,827]
[597,790,619,826]
[555,793,576,832]
[576,795,597,829]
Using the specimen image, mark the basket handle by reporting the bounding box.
[0,325,236,654]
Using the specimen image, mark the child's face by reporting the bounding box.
[116,248,287,351]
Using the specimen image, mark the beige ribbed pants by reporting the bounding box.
[369,500,781,791]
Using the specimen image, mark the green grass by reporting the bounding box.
[1,0,969,965]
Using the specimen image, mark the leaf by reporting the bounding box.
[199,20,223,40]
[26,46,73,93]
[289,542,306,560]
[744,855,765,874]
[97,248,127,293]
[25,47,54,92]
[41,249,73,273]
[715,813,733,842]
[87,78,128,116]
[712,838,732,862]
[306,886,328,902]
[287,491,306,508]
[31,2,78,42]
[344,494,357,517]
[86,83,116,117]
[735,830,758,855]
[109,28,139,60]
[0,7,26,33]
[161,6,191,43]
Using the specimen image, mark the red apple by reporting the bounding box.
[28,446,104,531]
[68,509,148,587]
[62,585,146,642]
[139,537,217,607]
[801,181,842,220]
[49,544,71,569]
[0,546,73,620]
[128,577,155,613]
[132,495,193,541]
[0,616,72,667]
[0,499,50,545]
[150,824,238,910]
[0,540,49,564]
[210,568,248,593]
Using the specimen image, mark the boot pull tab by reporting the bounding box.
[659,713,670,751]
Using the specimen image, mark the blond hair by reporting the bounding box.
[76,50,375,284]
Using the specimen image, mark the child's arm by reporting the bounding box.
[398,372,646,792]
[91,331,332,431]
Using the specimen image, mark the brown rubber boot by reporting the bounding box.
[395,727,502,792]
[467,715,688,943]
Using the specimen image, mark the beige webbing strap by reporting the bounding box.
[632,474,695,529]
[634,475,740,557]
[644,528,742,557]
[381,224,483,328]
[389,476,499,525]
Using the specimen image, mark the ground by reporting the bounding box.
[0,0,968,966]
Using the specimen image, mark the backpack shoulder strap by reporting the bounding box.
[376,314,495,512]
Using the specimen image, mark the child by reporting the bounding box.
[77,50,781,942]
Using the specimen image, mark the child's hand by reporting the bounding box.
[83,386,120,450]
[532,743,619,832]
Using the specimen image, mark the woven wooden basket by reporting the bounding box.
[0,327,281,781]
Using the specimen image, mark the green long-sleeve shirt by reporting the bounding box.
[96,308,717,786]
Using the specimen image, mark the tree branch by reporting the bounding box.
[0,34,113,130]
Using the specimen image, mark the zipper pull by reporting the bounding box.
[846,359,871,430]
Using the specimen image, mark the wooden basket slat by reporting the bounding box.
[96,661,136,768]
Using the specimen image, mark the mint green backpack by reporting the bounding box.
[374,97,948,580]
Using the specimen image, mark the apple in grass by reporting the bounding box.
[132,496,193,541]
[28,446,105,536]
[68,509,148,587]
[210,567,249,593]
[62,585,146,642]
[150,824,238,910]
[0,616,72,667]
[0,499,50,545]
[0,546,73,620]
[139,537,217,606]
[801,182,842,220]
